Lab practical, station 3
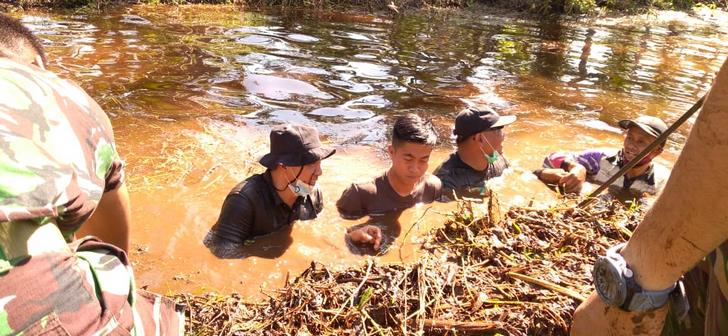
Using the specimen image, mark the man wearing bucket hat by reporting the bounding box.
[204,124,335,258]
[433,106,516,199]
[534,115,670,196]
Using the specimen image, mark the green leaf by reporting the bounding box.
[357,287,374,310]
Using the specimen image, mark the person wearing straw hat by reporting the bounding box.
[433,106,516,200]
[204,124,335,257]
[534,115,671,197]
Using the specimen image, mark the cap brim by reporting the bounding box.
[492,115,517,128]
[618,120,660,138]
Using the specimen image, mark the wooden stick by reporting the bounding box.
[417,319,505,334]
[507,272,587,302]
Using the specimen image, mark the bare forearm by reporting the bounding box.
[571,58,728,336]
[537,168,565,184]
[77,183,131,252]
[623,61,728,291]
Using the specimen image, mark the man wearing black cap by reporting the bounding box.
[204,124,335,258]
[433,106,516,199]
[535,115,670,196]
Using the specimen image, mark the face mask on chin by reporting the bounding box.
[286,167,314,197]
[479,136,500,165]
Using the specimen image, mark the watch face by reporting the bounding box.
[594,257,627,306]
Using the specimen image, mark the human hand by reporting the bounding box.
[347,225,382,250]
[559,165,586,194]
[571,292,668,336]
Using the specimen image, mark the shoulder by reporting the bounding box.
[433,154,460,179]
[424,174,442,189]
[651,162,671,183]
[336,176,380,219]
[0,60,117,223]
[231,173,269,197]
[337,179,377,205]
[571,149,613,174]
[347,176,380,198]
[422,174,443,199]
[434,154,459,172]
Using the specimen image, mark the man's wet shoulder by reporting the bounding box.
[422,174,443,200]
[434,154,462,173]
[229,173,270,197]
[347,176,381,197]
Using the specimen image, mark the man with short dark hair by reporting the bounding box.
[337,113,442,250]
[204,124,335,258]
[0,14,132,252]
[433,106,516,199]
[0,14,46,69]
[534,115,670,197]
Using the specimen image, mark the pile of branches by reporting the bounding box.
[174,195,643,335]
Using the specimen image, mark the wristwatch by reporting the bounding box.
[593,243,677,312]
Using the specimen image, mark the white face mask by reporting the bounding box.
[286,167,314,197]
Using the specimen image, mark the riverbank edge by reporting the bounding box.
[3,0,727,17]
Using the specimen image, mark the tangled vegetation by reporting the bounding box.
[174,195,643,335]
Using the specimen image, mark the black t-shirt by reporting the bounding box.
[205,171,323,252]
[336,172,442,220]
[433,152,508,199]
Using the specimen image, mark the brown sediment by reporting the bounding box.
[173,194,642,335]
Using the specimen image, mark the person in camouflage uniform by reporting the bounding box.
[0,13,132,253]
[0,56,184,335]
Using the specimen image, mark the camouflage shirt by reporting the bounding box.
[0,59,183,335]
[0,58,124,243]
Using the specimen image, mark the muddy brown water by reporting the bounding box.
[13,5,728,297]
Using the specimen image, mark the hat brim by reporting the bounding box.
[491,115,517,128]
[618,120,660,138]
[259,146,336,169]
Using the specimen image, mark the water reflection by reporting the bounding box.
[14,5,728,295]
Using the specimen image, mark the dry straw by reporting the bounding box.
[175,194,640,335]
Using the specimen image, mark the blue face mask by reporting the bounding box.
[286,167,314,197]
[289,179,314,197]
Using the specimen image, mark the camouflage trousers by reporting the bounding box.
[0,237,184,336]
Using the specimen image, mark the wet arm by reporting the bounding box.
[572,59,728,335]
[562,160,588,181]
[77,182,131,252]
[336,184,366,220]
[535,168,567,184]
[212,194,254,244]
